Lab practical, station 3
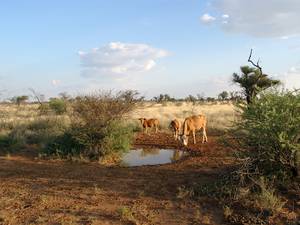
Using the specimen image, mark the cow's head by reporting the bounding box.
[138,118,146,126]
[179,134,188,146]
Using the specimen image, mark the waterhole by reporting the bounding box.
[121,148,188,167]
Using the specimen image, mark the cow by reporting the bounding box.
[180,114,208,146]
[169,119,181,140]
[138,118,159,133]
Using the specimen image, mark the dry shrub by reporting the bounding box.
[253,178,286,214]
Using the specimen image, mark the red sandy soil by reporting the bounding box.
[0,132,251,225]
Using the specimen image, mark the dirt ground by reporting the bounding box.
[0,132,242,225]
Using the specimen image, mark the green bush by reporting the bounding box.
[45,120,134,159]
[49,98,67,115]
[44,91,139,160]
[0,117,68,152]
[101,121,134,156]
[233,89,300,183]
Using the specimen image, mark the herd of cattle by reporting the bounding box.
[138,114,208,146]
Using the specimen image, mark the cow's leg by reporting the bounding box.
[155,125,158,133]
[202,127,208,143]
[193,130,196,144]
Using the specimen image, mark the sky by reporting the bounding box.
[0,0,300,99]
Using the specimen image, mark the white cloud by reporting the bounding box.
[51,79,61,86]
[208,0,300,38]
[79,42,168,78]
[200,13,216,24]
[281,66,300,89]
[222,14,229,19]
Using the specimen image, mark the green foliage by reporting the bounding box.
[0,117,68,151]
[206,97,215,102]
[49,98,67,114]
[152,94,175,102]
[10,95,29,106]
[234,89,300,182]
[44,91,139,160]
[218,91,229,101]
[232,66,280,104]
[45,121,134,159]
[185,95,197,104]
[101,121,134,156]
[117,206,137,223]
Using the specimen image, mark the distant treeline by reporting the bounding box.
[150,91,243,103]
[2,90,244,105]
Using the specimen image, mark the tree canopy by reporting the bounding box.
[232,66,280,104]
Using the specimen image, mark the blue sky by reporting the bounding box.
[1,0,300,99]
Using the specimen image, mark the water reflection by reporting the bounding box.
[121,149,188,167]
[140,148,160,157]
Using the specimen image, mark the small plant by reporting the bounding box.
[176,185,194,199]
[223,205,233,219]
[117,206,137,224]
[93,184,103,195]
[49,98,67,115]
[253,178,286,215]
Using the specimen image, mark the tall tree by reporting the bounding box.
[233,49,280,104]
[218,91,229,101]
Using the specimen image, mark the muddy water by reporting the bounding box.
[121,148,188,167]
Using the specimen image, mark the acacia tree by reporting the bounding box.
[218,91,229,101]
[11,95,29,106]
[232,49,280,104]
[152,94,174,102]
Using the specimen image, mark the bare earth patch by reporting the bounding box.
[0,132,236,225]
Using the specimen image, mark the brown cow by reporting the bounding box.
[180,114,207,146]
[138,118,159,133]
[169,119,181,140]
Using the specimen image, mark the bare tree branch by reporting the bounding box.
[248,49,263,75]
[28,88,44,106]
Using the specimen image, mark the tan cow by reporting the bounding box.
[180,114,208,146]
[138,118,159,133]
[169,119,181,140]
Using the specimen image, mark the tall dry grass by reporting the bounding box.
[0,101,237,142]
[129,101,237,134]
